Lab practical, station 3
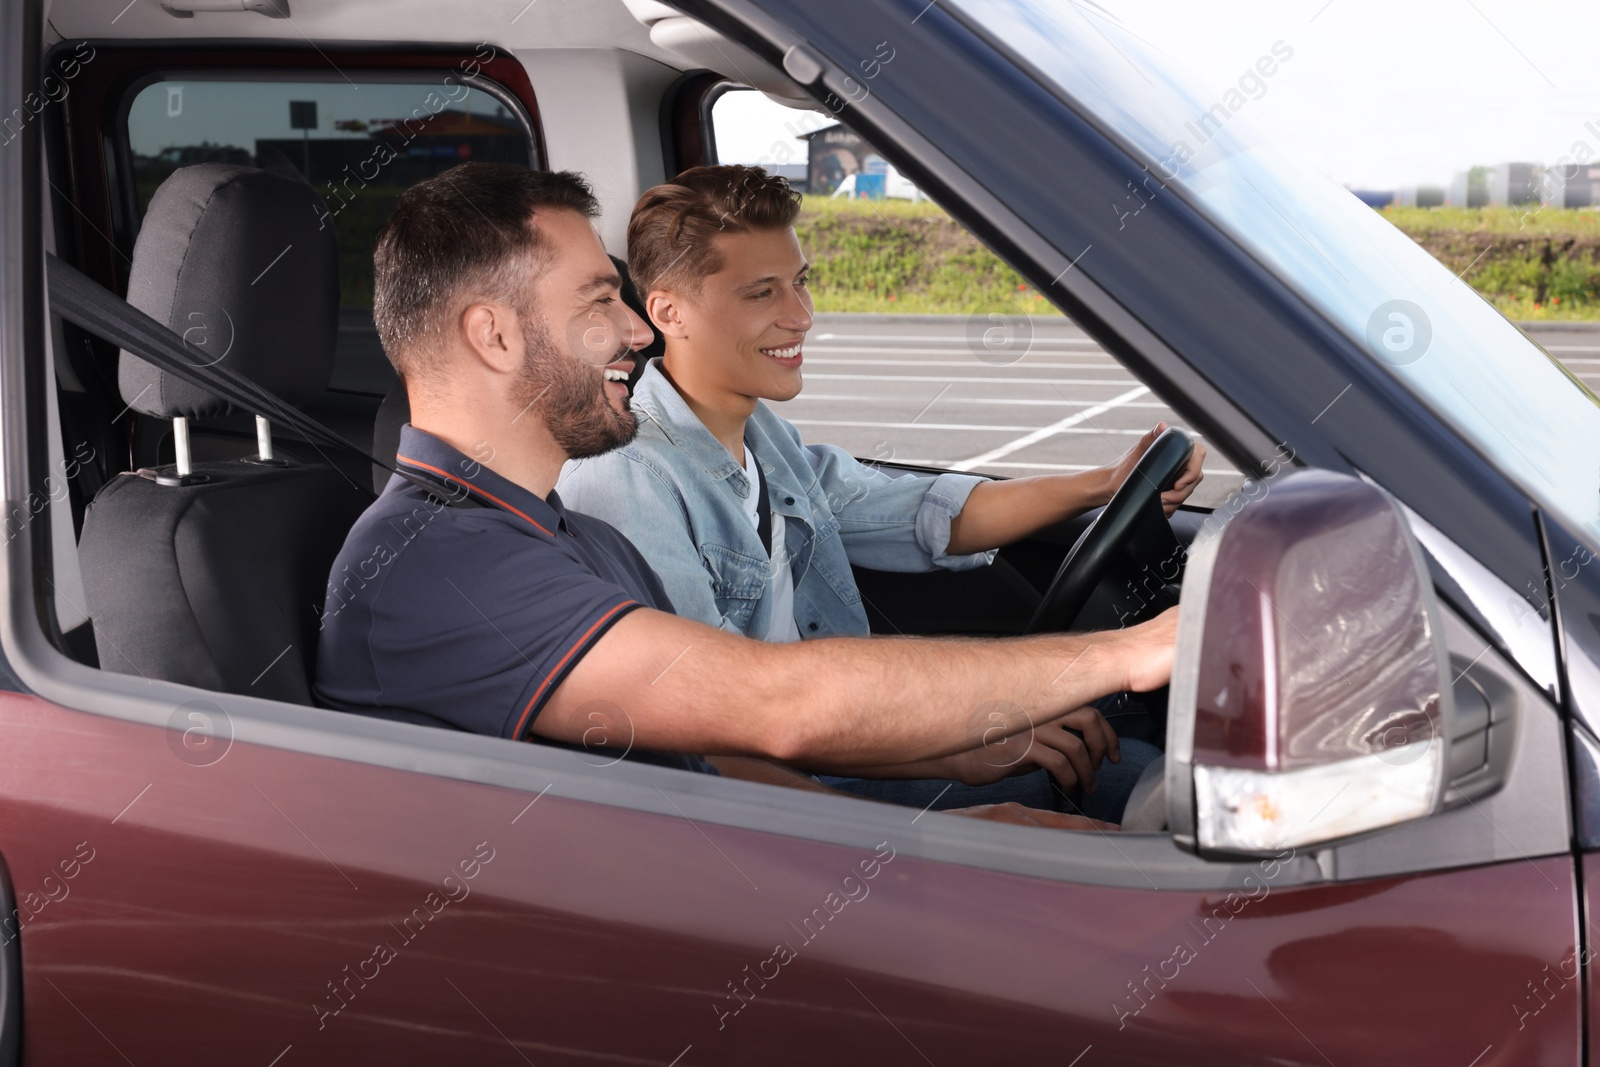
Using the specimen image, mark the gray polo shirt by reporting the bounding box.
[315,424,713,775]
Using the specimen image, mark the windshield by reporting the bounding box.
[946,0,1600,541]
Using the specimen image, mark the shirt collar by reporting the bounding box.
[630,358,750,488]
[393,424,569,538]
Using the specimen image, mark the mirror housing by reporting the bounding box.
[1167,471,1454,856]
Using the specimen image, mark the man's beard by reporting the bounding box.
[514,311,638,459]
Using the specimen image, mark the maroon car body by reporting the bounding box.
[1,690,1579,1064]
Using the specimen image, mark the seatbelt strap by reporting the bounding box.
[751,451,772,557]
[45,253,469,508]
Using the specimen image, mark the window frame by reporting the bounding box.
[659,68,731,176]
[2,30,1565,896]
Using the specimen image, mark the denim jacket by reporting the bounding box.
[557,358,996,639]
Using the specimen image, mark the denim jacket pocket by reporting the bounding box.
[701,541,768,632]
[797,513,862,608]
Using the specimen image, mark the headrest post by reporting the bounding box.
[173,416,192,477]
[256,415,274,462]
[151,415,208,486]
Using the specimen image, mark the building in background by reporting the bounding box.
[1541,163,1600,208]
[1448,166,1490,208]
[254,107,527,187]
[1488,162,1541,207]
[801,124,874,196]
[1348,162,1600,212]
[1395,185,1446,207]
[764,162,808,191]
[1401,162,1599,210]
[800,124,922,200]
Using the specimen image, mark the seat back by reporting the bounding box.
[79,164,370,703]
[80,463,369,704]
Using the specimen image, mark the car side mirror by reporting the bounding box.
[1166,470,1455,856]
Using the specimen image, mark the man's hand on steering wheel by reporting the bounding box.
[1102,422,1207,516]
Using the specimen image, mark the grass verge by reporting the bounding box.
[798,196,1600,320]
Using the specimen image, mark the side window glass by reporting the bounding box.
[707,88,1239,507]
[124,77,534,395]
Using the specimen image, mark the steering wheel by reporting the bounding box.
[1026,427,1195,634]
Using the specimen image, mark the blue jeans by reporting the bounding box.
[816,692,1165,823]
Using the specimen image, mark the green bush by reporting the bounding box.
[792,197,1600,319]
[795,196,1054,315]
[1547,249,1600,306]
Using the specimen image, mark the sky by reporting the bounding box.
[715,0,1600,191]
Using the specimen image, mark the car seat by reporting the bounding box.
[77,164,373,704]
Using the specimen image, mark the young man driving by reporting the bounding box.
[313,162,1179,831]
[558,165,1205,819]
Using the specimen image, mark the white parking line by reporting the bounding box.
[810,336,1600,355]
[805,373,1141,386]
[798,358,1125,369]
[806,342,1107,350]
[950,385,1152,471]
[805,344,1113,356]
[788,418,1152,434]
[885,458,1240,474]
[777,393,1172,408]
[814,332,1098,344]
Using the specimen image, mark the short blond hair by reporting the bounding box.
[627,164,802,296]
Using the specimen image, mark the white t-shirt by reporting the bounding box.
[741,445,803,643]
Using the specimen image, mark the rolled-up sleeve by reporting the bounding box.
[916,471,999,570]
[804,441,997,573]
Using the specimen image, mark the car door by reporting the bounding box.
[0,632,1576,1066]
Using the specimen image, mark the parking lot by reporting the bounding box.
[774,314,1600,509]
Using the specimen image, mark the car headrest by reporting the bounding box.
[118,163,338,420]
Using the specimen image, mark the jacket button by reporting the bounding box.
[807,622,819,632]
[784,496,795,505]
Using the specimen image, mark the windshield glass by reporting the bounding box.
[947,0,1600,541]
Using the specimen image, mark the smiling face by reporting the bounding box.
[518,207,652,458]
[653,226,815,410]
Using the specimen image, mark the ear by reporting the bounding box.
[646,290,690,341]
[459,301,523,374]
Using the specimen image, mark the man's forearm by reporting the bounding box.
[946,474,1111,555]
[542,607,1172,769]
[731,629,1133,768]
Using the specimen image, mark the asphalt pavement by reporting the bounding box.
[772,313,1600,510]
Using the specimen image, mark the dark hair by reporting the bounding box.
[627,164,802,297]
[373,163,599,382]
